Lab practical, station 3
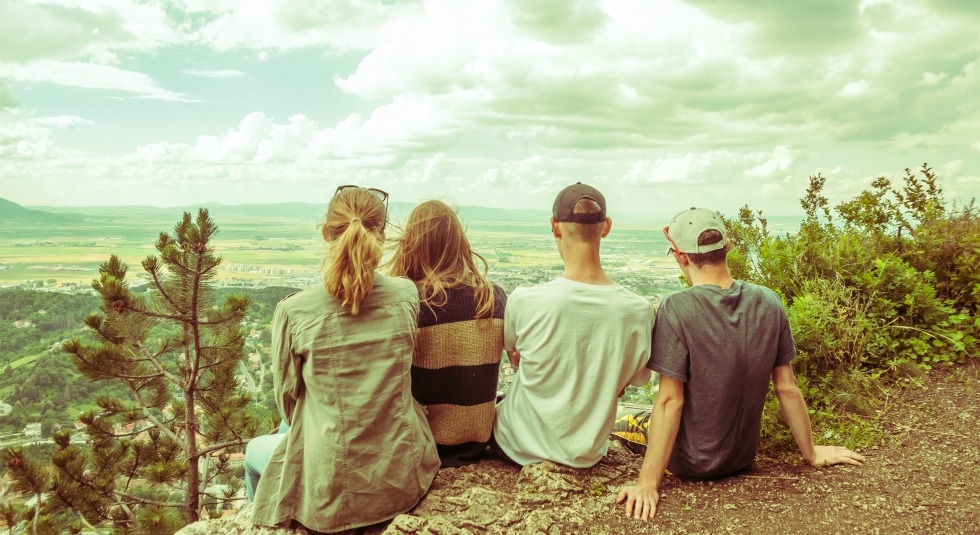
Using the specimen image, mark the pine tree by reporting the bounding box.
[5,209,261,533]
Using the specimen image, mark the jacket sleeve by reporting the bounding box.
[271,302,302,425]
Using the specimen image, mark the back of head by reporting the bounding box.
[387,200,495,317]
[664,207,729,267]
[552,182,607,242]
[322,187,387,315]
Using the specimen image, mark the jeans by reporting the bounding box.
[244,422,288,501]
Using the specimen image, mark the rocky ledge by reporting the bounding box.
[176,441,642,535]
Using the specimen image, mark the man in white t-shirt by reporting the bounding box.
[492,183,654,468]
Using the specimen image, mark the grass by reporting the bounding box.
[9,353,43,370]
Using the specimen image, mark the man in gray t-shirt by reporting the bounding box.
[618,207,866,522]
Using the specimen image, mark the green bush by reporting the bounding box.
[727,164,979,450]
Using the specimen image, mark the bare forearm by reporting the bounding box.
[637,400,682,489]
[776,386,816,464]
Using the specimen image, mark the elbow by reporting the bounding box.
[656,392,684,415]
[631,369,652,387]
[773,380,802,401]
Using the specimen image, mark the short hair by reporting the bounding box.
[321,188,387,315]
[558,198,605,242]
[686,229,728,267]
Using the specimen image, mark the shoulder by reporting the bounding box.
[276,285,322,311]
[369,273,419,303]
[657,290,696,323]
[491,282,507,300]
[490,283,508,314]
[738,281,784,307]
[377,273,417,295]
[609,286,655,320]
[659,289,691,309]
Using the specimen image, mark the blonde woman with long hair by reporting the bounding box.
[387,200,506,467]
[249,186,439,532]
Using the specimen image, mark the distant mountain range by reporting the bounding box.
[22,200,553,224]
[0,198,81,222]
[6,197,802,230]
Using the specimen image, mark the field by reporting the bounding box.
[0,209,683,297]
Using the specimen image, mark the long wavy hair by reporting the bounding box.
[386,200,495,318]
[322,188,387,315]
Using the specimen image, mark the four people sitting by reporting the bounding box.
[245,184,864,531]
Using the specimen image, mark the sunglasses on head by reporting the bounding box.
[334,185,389,230]
[334,185,389,205]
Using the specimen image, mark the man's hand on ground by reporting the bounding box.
[616,484,660,521]
[810,445,866,467]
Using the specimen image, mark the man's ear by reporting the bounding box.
[674,250,690,267]
[600,217,612,238]
[550,218,561,238]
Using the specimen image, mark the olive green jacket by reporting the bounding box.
[252,274,440,532]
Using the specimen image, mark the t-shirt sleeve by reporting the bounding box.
[503,288,520,352]
[647,300,689,382]
[775,305,796,366]
[492,283,507,319]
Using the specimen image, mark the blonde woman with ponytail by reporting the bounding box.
[387,200,506,467]
[250,186,439,533]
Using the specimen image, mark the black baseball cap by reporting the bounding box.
[552,182,606,224]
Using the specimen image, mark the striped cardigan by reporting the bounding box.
[411,284,506,467]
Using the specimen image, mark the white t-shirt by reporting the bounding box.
[493,277,654,467]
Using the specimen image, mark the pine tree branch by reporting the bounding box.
[108,416,177,438]
[107,372,166,381]
[124,382,181,444]
[134,341,181,384]
[199,490,243,508]
[112,489,182,509]
[75,511,107,534]
[197,315,241,327]
[196,438,248,458]
[126,306,188,324]
[148,267,179,311]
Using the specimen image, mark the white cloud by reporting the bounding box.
[2,0,979,214]
[29,115,93,128]
[0,61,190,101]
[841,79,872,98]
[919,71,949,86]
[744,146,796,179]
[128,101,460,168]
[187,0,417,52]
[0,0,181,62]
[0,122,55,159]
[182,69,245,78]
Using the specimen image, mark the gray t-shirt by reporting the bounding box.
[648,280,795,478]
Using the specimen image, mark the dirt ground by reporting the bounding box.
[407,361,980,535]
[180,362,979,535]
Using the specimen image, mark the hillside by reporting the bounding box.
[177,361,979,534]
[0,197,78,222]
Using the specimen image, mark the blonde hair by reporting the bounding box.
[559,198,605,242]
[386,200,496,318]
[322,188,387,315]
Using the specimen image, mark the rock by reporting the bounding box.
[175,441,643,534]
[175,503,386,535]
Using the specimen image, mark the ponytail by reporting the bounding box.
[322,188,387,315]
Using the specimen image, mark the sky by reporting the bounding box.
[0,0,978,218]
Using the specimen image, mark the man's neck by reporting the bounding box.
[562,266,615,285]
[560,243,615,285]
[687,263,734,289]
